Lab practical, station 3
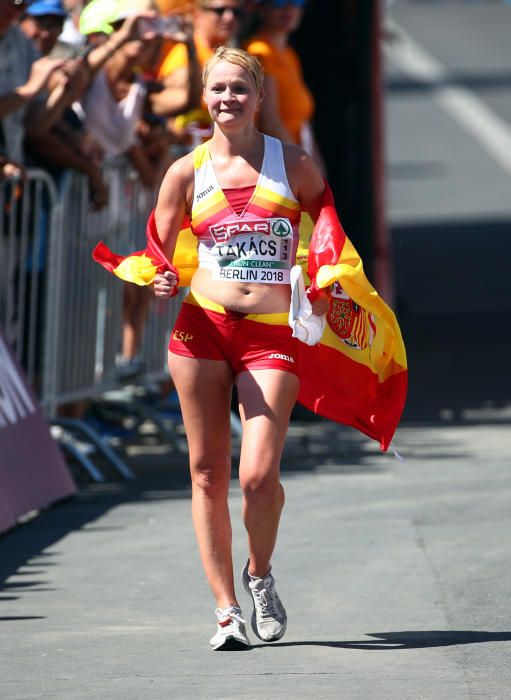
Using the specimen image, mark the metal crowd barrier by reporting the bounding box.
[0,169,59,391]
[1,162,183,481]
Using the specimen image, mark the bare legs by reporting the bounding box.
[169,351,298,606]
[237,370,299,577]
[168,352,236,608]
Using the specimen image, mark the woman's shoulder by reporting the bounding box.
[280,141,311,171]
[161,150,195,190]
[279,141,324,202]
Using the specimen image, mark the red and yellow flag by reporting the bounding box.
[92,211,181,291]
[93,183,407,450]
[297,184,407,451]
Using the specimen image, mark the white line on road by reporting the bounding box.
[386,19,511,174]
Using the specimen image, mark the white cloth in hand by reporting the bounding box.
[288,265,326,346]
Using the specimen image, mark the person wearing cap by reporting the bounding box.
[0,0,80,167]
[16,0,108,209]
[78,0,118,46]
[19,0,67,56]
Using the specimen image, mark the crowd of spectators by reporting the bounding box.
[1,0,322,184]
[1,0,323,379]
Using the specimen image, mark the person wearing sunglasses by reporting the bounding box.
[155,0,244,143]
[244,0,325,171]
[158,0,244,84]
[194,0,244,54]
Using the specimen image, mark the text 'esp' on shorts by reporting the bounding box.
[168,294,300,378]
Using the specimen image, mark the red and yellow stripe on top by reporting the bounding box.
[189,138,301,238]
[250,185,301,222]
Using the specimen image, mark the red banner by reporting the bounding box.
[0,332,76,534]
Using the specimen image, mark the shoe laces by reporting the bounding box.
[215,606,246,630]
[250,577,278,618]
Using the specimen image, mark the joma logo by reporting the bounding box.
[196,186,214,200]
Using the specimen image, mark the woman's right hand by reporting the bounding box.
[153,270,178,297]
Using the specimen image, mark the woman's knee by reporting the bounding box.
[191,456,231,497]
[239,469,283,503]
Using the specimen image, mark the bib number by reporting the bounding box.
[207,218,293,285]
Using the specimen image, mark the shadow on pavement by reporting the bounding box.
[252,630,511,650]
[0,422,386,589]
[0,471,191,591]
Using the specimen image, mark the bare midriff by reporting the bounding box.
[191,267,291,314]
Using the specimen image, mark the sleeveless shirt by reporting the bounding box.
[190,135,301,285]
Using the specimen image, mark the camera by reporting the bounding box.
[138,15,184,39]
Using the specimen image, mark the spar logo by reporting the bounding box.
[209,218,292,243]
[210,220,271,243]
[271,219,291,237]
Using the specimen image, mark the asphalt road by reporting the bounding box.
[386,0,511,314]
[0,418,509,699]
[384,0,511,423]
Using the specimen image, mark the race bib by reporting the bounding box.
[203,218,294,284]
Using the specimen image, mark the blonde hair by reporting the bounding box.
[202,47,264,94]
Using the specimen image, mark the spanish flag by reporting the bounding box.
[93,183,407,450]
[297,184,407,451]
[92,211,180,291]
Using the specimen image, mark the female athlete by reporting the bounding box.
[152,46,327,650]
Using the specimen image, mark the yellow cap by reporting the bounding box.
[79,0,119,35]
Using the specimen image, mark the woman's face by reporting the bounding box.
[204,60,260,129]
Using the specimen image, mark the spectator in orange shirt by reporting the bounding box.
[244,0,325,171]
[141,5,203,121]
[157,0,244,142]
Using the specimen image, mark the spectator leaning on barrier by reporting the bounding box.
[0,0,76,169]
[244,0,325,172]
[1,0,65,378]
[78,1,173,377]
[20,0,110,209]
[79,3,167,186]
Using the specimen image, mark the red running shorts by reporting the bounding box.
[169,292,299,377]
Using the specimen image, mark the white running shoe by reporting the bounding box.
[242,561,287,642]
[209,605,250,651]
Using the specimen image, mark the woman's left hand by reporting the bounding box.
[310,289,330,316]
